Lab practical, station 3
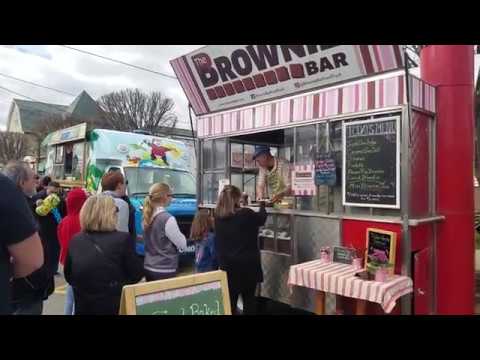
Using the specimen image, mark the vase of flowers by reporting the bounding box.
[347,247,362,269]
[375,266,388,282]
[320,247,331,263]
[366,249,393,282]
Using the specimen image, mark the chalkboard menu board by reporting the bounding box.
[342,116,400,208]
[332,246,356,264]
[365,228,397,273]
[119,271,231,315]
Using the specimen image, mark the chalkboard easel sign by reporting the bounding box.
[332,246,356,264]
[342,116,400,209]
[365,228,397,274]
[119,270,231,315]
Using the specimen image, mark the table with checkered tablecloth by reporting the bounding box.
[288,259,413,314]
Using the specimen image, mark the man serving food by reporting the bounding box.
[254,145,292,204]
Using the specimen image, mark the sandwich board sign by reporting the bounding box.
[119,270,231,315]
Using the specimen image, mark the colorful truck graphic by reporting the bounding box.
[45,127,197,262]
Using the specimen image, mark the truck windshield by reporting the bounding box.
[124,167,196,197]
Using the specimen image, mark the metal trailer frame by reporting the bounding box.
[196,102,441,315]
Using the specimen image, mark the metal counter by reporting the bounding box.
[199,204,444,314]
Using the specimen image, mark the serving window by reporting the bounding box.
[201,139,227,204]
[48,141,86,181]
[198,111,404,217]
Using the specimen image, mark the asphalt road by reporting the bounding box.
[43,267,480,315]
[42,264,197,315]
[42,270,68,315]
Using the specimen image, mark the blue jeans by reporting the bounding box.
[64,285,75,315]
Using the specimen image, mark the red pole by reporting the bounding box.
[420,45,475,314]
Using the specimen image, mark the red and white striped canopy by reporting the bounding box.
[197,73,436,139]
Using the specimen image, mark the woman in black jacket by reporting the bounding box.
[214,185,267,315]
[64,195,144,315]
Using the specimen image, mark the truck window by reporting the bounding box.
[124,167,196,197]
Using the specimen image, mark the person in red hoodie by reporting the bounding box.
[57,188,87,315]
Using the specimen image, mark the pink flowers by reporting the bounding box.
[369,249,389,264]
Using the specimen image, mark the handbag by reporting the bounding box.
[85,233,123,291]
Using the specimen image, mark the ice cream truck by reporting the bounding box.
[43,124,197,262]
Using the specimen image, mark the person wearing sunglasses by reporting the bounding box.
[142,183,187,281]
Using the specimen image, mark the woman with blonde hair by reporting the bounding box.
[64,195,144,315]
[214,185,267,315]
[143,183,188,281]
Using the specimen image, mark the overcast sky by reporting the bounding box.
[1,46,478,133]
[0,45,203,131]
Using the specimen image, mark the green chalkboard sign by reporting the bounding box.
[365,228,397,275]
[342,116,400,208]
[119,271,231,315]
[332,246,356,264]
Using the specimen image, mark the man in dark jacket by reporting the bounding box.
[2,161,52,315]
[32,181,65,276]
[36,175,51,193]
[0,173,44,315]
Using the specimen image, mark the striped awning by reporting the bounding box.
[197,73,436,139]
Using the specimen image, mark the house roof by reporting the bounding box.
[14,99,68,133]
[67,90,100,119]
[11,90,100,133]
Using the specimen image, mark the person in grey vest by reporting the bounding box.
[142,183,187,281]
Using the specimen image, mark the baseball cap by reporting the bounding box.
[253,145,271,160]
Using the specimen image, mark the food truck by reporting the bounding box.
[43,125,197,260]
[171,45,476,315]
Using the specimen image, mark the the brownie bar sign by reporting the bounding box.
[171,45,405,115]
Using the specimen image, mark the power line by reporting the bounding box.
[0,72,76,97]
[0,85,38,101]
[59,45,178,80]
[0,85,68,113]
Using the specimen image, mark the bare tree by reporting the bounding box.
[97,88,178,134]
[0,131,27,164]
[33,113,101,141]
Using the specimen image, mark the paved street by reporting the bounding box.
[43,264,197,315]
[41,254,480,315]
[43,272,67,315]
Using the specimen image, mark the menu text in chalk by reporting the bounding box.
[342,116,400,208]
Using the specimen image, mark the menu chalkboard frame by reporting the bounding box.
[332,246,356,264]
[342,116,401,209]
[365,228,397,274]
[119,270,231,315]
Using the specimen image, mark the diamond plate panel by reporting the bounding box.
[410,112,431,217]
[291,216,341,314]
[259,216,341,314]
[259,252,292,305]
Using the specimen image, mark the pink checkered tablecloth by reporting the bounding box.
[288,259,413,314]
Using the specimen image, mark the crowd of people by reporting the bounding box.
[1,160,267,316]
